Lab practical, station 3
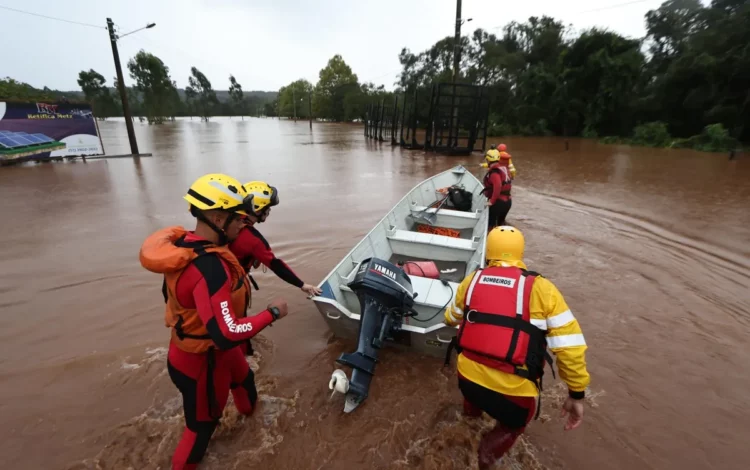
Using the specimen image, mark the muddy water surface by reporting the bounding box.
[0,118,748,470]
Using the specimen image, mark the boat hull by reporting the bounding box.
[312,165,488,359]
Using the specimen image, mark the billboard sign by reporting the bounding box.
[0,101,105,163]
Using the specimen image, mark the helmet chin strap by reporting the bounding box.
[254,208,269,223]
[196,210,237,246]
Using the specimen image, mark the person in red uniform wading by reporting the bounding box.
[229,180,322,299]
[482,150,513,231]
[139,174,289,470]
[444,226,591,469]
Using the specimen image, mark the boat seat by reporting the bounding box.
[339,275,458,310]
[409,203,479,230]
[388,229,475,249]
[405,275,458,309]
[386,228,477,262]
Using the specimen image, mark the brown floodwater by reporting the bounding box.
[1,118,749,470]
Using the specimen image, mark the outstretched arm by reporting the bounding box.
[235,227,321,295]
[539,278,590,430]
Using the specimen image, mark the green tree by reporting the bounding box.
[644,0,750,140]
[228,74,245,119]
[391,5,750,147]
[77,69,118,119]
[278,79,313,119]
[0,77,83,102]
[186,66,218,121]
[127,50,179,124]
[313,55,361,121]
[562,28,645,137]
[645,0,704,74]
[184,86,197,118]
[263,100,278,117]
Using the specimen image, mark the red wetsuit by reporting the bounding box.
[146,231,275,470]
[483,163,513,230]
[230,225,304,288]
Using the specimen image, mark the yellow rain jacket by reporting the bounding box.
[500,151,517,179]
[444,259,590,397]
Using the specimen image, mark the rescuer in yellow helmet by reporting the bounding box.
[139,173,289,470]
[229,180,322,307]
[484,144,501,165]
[481,149,513,231]
[482,143,516,179]
[444,226,590,469]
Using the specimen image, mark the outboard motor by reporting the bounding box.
[333,257,415,412]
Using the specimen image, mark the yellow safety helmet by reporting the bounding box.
[242,181,279,217]
[184,173,250,216]
[485,148,500,163]
[486,225,525,262]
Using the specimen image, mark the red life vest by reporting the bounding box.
[482,165,512,200]
[456,266,549,384]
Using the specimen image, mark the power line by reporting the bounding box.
[0,4,105,29]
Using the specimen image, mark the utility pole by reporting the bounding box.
[450,0,471,148]
[107,18,139,155]
[452,0,462,84]
[293,87,297,122]
[309,90,313,130]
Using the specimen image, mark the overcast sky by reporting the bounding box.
[1,0,686,92]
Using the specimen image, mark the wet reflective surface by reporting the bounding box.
[0,118,748,469]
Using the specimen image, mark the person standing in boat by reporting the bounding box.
[229,180,322,302]
[139,173,289,470]
[443,226,590,470]
[482,150,513,231]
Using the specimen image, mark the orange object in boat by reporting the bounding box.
[416,223,460,238]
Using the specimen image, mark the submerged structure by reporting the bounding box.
[364,83,490,156]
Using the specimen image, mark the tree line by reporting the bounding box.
[275,54,392,122]
[75,51,276,123]
[395,0,748,150]
[0,51,277,124]
[276,0,747,150]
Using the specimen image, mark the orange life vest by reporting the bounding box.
[456,266,549,385]
[140,226,250,354]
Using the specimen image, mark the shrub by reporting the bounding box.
[670,124,738,152]
[582,126,598,138]
[631,121,671,147]
[600,136,623,144]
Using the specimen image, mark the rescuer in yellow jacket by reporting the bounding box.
[444,226,590,469]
